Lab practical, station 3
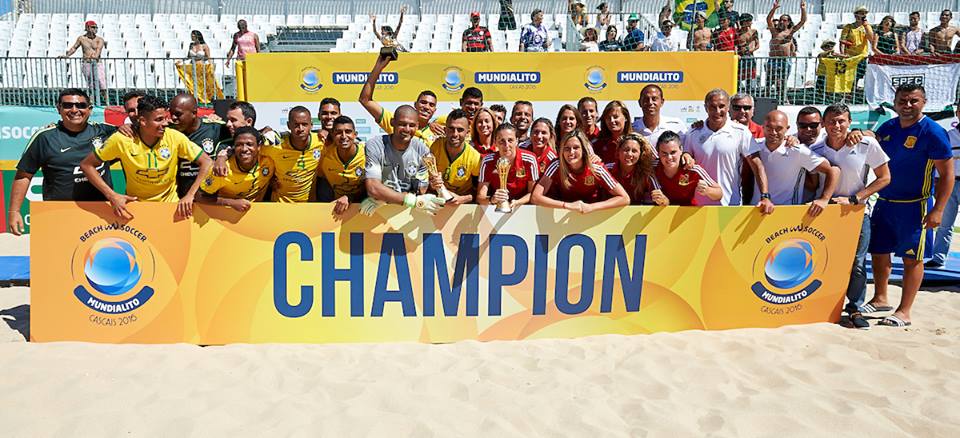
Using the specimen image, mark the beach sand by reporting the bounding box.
[1,233,958,436]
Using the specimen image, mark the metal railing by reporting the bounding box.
[0,56,232,106]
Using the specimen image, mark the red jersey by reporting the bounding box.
[585,125,600,142]
[462,26,492,52]
[544,159,620,203]
[714,27,737,51]
[606,162,660,205]
[747,120,764,139]
[479,149,540,199]
[591,135,620,164]
[654,164,716,206]
[529,144,558,174]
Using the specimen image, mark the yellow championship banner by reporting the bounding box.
[31,202,862,344]
[244,51,737,102]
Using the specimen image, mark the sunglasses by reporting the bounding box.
[59,102,90,109]
[797,122,820,129]
[732,105,752,111]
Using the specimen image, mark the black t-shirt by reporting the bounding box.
[598,39,622,51]
[176,120,230,198]
[16,122,118,201]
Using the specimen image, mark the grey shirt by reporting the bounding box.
[364,134,430,194]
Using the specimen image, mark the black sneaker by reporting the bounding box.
[925,260,944,269]
[848,312,869,330]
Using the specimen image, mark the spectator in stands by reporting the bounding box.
[361,55,444,145]
[622,14,646,51]
[186,30,211,60]
[490,104,507,125]
[607,134,663,205]
[712,13,737,51]
[63,20,107,103]
[928,9,959,54]
[649,19,677,52]
[226,19,259,66]
[815,41,838,99]
[532,131,630,213]
[463,12,493,52]
[511,101,534,147]
[498,0,517,31]
[840,5,874,90]
[528,118,558,173]
[577,97,600,141]
[471,107,499,154]
[901,11,926,54]
[581,28,599,51]
[595,3,611,30]
[373,6,408,52]
[8,89,118,234]
[520,9,550,52]
[176,30,223,104]
[927,104,960,269]
[766,0,807,103]
[598,25,622,51]
[874,16,900,55]
[716,0,740,25]
[569,1,587,32]
[593,101,633,164]
[689,12,711,51]
[736,14,759,92]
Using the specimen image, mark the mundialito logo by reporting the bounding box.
[584,66,607,91]
[300,67,323,93]
[442,67,465,92]
[474,71,541,84]
[751,225,828,306]
[72,225,156,316]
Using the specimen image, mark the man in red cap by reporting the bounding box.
[63,20,108,103]
[462,11,493,52]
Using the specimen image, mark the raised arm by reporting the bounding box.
[660,2,672,25]
[766,0,779,29]
[359,56,390,122]
[792,0,808,33]
[371,16,382,41]
[395,5,406,35]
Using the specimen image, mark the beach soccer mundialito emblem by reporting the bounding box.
[751,226,829,306]
[72,225,156,315]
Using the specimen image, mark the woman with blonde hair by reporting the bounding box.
[532,130,629,213]
[470,107,500,154]
[592,100,633,164]
[605,132,665,205]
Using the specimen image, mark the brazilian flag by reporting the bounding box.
[673,0,719,31]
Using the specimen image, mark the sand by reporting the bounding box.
[1,233,958,436]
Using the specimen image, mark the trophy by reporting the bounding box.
[495,157,512,213]
[379,44,398,61]
[422,153,454,202]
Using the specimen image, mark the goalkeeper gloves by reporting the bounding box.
[359,197,386,216]
[403,193,445,215]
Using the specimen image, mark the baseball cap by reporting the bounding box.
[854,6,868,13]
[696,11,707,19]
[470,11,480,18]
[85,20,97,27]
[628,13,639,21]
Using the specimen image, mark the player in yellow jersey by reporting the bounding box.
[317,115,366,215]
[428,109,481,205]
[197,126,276,212]
[360,54,445,143]
[81,95,213,219]
[259,106,323,202]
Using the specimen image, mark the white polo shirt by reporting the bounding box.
[752,139,826,205]
[949,126,960,177]
[810,136,889,198]
[684,121,757,206]
[633,116,687,147]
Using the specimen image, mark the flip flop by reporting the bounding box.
[860,303,894,313]
[877,315,912,327]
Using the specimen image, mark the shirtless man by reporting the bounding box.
[766,0,806,102]
[689,12,712,51]
[928,10,959,54]
[736,14,759,92]
[63,21,107,103]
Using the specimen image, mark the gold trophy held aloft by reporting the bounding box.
[422,153,455,202]
[373,5,408,61]
[495,157,513,213]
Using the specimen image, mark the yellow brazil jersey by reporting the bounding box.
[260,132,323,202]
[430,138,481,196]
[318,142,366,201]
[841,24,868,57]
[378,108,441,144]
[200,155,276,201]
[95,128,203,202]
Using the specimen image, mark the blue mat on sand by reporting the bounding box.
[0,256,30,285]
[867,252,960,285]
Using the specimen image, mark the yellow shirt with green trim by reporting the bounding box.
[430,137,481,196]
[260,132,323,202]
[378,108,442,144]
[318,141,366,201]
[201,155,276,201]
[95,129,203,202]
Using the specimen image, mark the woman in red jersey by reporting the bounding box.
[654,130,721,205]
[532,130,629,213]
[478,123,540,210]
[555,104,586,141]
[605,133,666,205]
[528,117,558,174]
[592,100,633,164]
[470,107,499,154]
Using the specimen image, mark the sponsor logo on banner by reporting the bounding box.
[584,66,607,92]
[300,67,323,93]
[474,71,541,84]
[71,227,156,318]
[442,67,465,92]
[0,125,42,141]
[332,72,400,85]
[891,75,924,88]
[617,71,684,83]
[751,225,828,308]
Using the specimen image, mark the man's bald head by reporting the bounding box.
[763,110,790,146]
[396,105,418,120]
[765,110,788,125]
[169,93,199,131]
[170,93,197,111]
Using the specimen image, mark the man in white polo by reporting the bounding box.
[751,110,839,214]
[684,88,773,212]
[632,84,688,146]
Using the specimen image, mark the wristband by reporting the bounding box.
[403,193,416,208]
[849,195,859,205]
[760,193,771,200]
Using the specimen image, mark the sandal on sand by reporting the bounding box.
[861,303,894,313]
[877,315,912,327]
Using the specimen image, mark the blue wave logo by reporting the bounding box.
[584,66,607,91]
[442,67,465,92]
[300,68,323,93]
[84,238,141,296]
[751,238,820,305]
